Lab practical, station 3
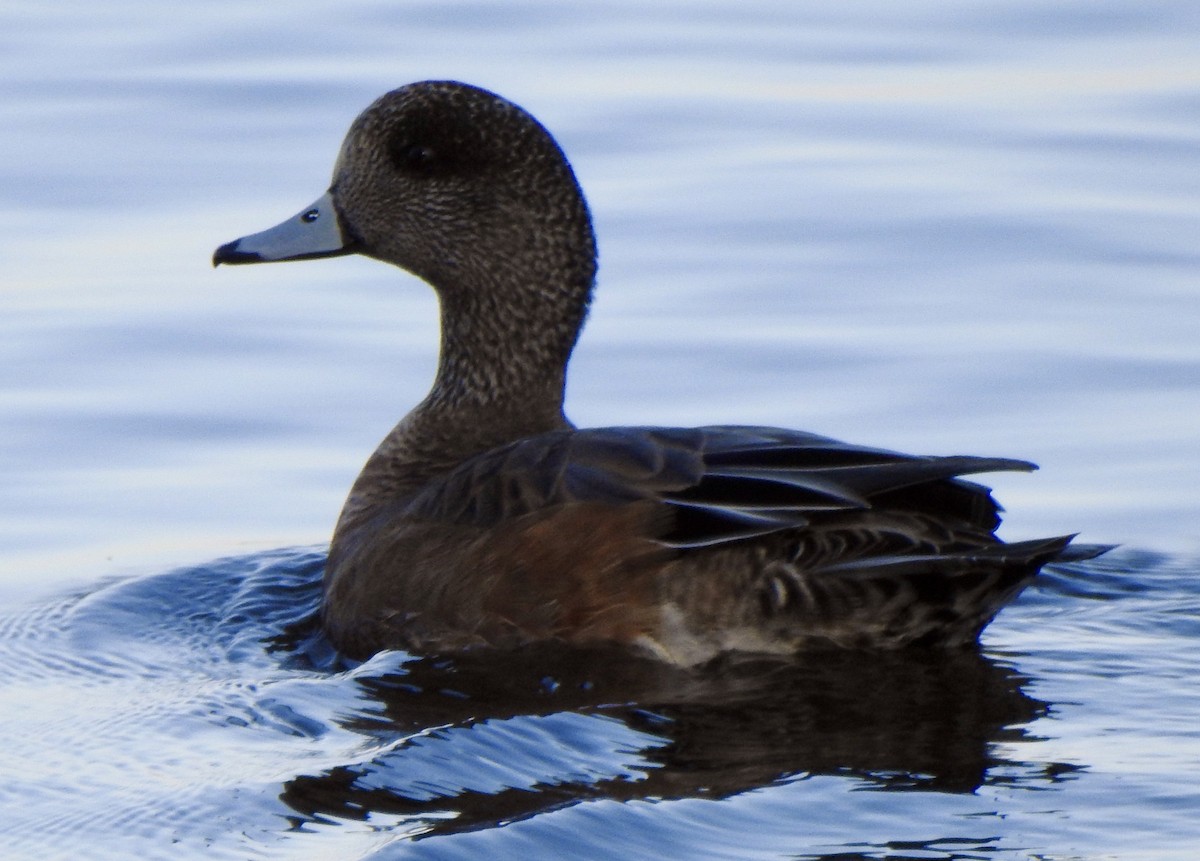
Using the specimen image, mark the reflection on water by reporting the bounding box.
[283,644,1049,839]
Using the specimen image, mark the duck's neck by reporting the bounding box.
[337,262,594,532]
[427,281,580,431]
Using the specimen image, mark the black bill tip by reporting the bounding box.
[212,241,264,268]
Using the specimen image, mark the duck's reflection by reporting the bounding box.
[280,645,1053,837]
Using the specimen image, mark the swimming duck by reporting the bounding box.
[214,81,1102,665]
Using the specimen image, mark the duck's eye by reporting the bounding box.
[392,142,437,173]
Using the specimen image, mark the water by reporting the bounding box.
[2,2,1198,858]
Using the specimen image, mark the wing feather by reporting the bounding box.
[404,425,1036,552]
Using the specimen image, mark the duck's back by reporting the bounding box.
[322,425,1093,663]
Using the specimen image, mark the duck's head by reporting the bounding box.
[214,81,597,318]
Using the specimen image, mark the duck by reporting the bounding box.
[214,81,1104,665]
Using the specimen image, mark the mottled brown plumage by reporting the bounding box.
[215,81,1105,664]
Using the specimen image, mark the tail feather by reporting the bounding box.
[786,535,1113,648]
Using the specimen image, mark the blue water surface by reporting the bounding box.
[2,2,1198,859]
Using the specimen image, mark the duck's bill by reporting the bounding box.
[212,191,357,266]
